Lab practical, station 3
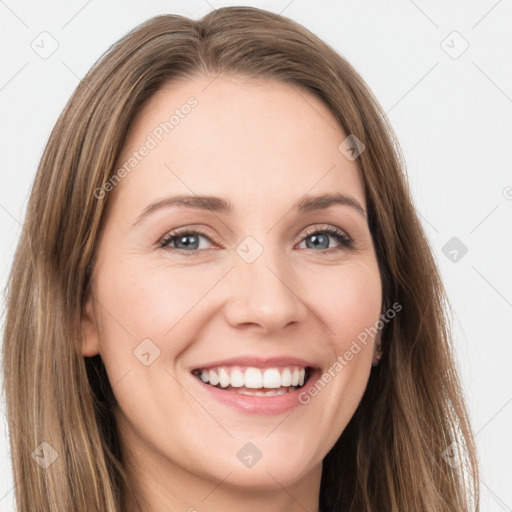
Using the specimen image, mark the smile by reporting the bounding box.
[192,365,310,396]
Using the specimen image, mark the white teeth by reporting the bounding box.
[230,369,244,388]
[281,368,292,387]
[209,369,219,386]
[234,388,290,396]
[244,368,263,389]
[236,389,266,396]
[219,368,230,388]
[262,368,281,388]
[195,365,310,390]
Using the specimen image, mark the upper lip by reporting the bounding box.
[190,355,318,372]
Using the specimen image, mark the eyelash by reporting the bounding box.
[159,225,353,255]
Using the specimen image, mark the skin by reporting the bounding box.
[81,74,383,512]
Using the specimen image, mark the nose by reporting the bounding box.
[223,247,309,334]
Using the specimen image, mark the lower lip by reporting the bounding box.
[192,372,318,416]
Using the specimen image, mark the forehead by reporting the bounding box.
[112,74,366,215]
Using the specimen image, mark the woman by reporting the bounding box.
[2,6,479,511]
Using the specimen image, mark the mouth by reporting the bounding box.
[191,365,312,397]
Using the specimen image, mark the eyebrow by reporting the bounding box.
[132,192,367,226]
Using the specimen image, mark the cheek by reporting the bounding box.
[93,258,226,362]
[290,262,382,457]
[304,261,382,349]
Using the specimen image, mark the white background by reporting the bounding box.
[0,1,511,510]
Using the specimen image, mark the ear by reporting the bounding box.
[81,295,101,357]
[371,332,383,367]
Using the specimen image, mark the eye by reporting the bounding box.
[297,226,353,252]
[160,229,216,252]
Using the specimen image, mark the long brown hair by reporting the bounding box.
[2,6,479,511]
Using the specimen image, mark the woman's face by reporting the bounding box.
[82,75,382,498]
